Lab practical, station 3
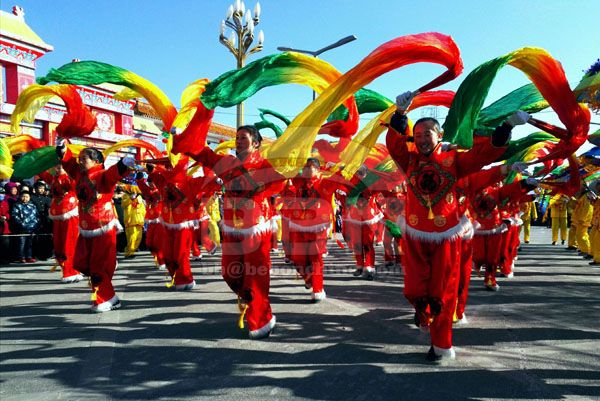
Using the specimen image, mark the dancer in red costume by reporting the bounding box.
[346,191,383,281]
[379,185,405,268]
[45,164,82,283]
[472,180,537,291]
[454,163,524,323]
[288,158,350,301]
[186,125,285,339]
[279,180,296,264]
[386,91,530,361]
[136,173,166,270]
[56,139,134,312]
[147,159,219,290]
[191,192,217,261]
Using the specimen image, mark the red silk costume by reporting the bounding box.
[189,147,285,337]
[61,149,129,306]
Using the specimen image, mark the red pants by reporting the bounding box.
[53,217,80,278]
[146,222,165,266]
[162,226,194,285]
[290,230,327,294]
[403,235,461,350]
[73,228,117,305]
[221,232,273,332]
[473,233,504,286]
[351,223,376,268]
[456,238,473,319]
[383,227,402,263]
[192,219,215,257]
[501,224,520,275]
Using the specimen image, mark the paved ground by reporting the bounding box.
[1,226,599,401]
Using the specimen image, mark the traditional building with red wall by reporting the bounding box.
[0,6,235,167]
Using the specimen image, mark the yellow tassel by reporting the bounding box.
[90,286,99,302]
[50,264,58,273]
[88,278,93,288]
[165,271,176,288]
[238,303,249,330]
[452,298,459,323]
[427,198,434,220]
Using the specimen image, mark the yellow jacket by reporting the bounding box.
[549,195,569,218]
[206,194,221,222]
[520,201,537,222]
[122,194,147,227]
[572,194,593,227]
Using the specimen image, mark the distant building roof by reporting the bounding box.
[0,7,53,52]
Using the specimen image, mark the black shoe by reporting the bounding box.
[413,312,420,328]
[589,261,600,266]
[365,272,375,281]
[352,269,363,277]
[426,346,442,362]
[583,254,593,259]
[561,240,565,245]
[566,246,577,250]
[552,241,556,245]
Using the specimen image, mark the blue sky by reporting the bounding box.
[5,0,599,146]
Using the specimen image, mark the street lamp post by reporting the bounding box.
[277,35,357,100]
[219,0,264,127]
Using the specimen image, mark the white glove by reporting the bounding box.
[507,110,531,127]
[525,177,540,186]
[122,156,135,167]
[395,91,414,113]
[510,161,529,174]
[215,177,224,186]
[170,127,182,136]
[325,161,336,169]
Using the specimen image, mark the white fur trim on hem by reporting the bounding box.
[222,220,273,237]
[249,315,276,339]
[474,223,508,236]
[79,219,122,238]
[288,220,330,233]
[399,214,470,244]
[346,212,383,226]
[160,216,196,230]
[270,217,280,231]
[460,219,475,240]
[145,217,161,225]
[365,266,376,273]
[433,345,456,359]
[49,208,79,221]
[311,291,326,301]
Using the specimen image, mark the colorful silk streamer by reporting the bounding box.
[102,139,162,159]
[254,108,291,138]
[265,33,462,177]
[4,134,45,154]
[443,47,590,156]
[11,84,96,139]
[37,61,177,131]
[340,90,455,179]
[0,139,13,180]
[574,59,600,112]
[328,88,394,122]
[200,51,358,138]
[11,146,59,180]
